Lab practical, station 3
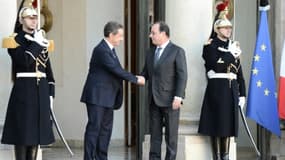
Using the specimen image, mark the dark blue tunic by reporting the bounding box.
[198,37,246,137]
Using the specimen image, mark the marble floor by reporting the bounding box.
[42,145,136,160]
[42,146,261,160]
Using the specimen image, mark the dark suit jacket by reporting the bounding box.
[141,42,188,106]
[81,39,137,109]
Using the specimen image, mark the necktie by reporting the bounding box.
[111,48,117,58]
[154,47,162,66]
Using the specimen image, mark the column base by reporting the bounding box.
[185,136,236,160]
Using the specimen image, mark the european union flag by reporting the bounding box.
[246,10,281,136]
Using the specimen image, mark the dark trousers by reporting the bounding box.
[14,145,38,160]
[149,99,180,160]
[84,104,114,160]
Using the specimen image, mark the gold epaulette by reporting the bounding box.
[204,39,213,45]
[2,33,55,53]
[48,40,54,52]
[2,33,19,48]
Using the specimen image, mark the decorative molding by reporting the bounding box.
[41,0,53,32]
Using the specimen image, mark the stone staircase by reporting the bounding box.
[142,118,236,160]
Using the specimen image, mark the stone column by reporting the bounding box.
[274,0,285,77]
[0,3,16,159]
[271,0,285,158]
[163,0,257,159]
[0,0,16,133]
[164,0,221,159]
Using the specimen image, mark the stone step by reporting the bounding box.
[0,143,42,160]
[142,134,185,160]
[142,134,236,160]
[271,130,285,159]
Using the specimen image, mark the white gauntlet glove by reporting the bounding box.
[238,96,246,110]
[228,41,242,58]
[207,70,215,78]
[25,29,50,48]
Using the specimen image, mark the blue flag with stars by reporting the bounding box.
[246,10,281,136]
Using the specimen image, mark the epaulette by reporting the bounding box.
[2,33,55,52]
[2,33,20,48]
[204,39,213,46]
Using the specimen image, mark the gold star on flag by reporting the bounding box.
[264,88,270,96]
[261,44,266,51]
[254,54,260,61]
[256,80,262,87]
[252,68,259,75]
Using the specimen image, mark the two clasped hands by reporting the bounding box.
[136,75,145,86]
[135,75,182,109]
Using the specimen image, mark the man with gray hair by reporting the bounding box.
[80,21,145,160]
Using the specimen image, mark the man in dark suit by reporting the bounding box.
[141,21,188,160]
[80,21,145,160]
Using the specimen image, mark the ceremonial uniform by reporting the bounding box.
[198,37,246,137]
[198,3,246,159]
[1,29,55,145]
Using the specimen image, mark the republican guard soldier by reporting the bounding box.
[198,17,246,160]
[1,6,55,160]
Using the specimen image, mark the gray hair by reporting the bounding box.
[104,21,123,37]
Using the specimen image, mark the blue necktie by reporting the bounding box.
[111,48,117,58]
[154,47,162,66]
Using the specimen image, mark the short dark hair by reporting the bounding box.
[104,21,123,37]
[153,21,170,37]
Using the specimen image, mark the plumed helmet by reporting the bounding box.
[19,7,37,22]
[214,18,232,33]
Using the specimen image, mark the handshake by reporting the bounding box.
[136,75,145,86]
[25,29,50,48]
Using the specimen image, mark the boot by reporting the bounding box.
[26,145,38,160]
[211,137,221,160]
[221,137,230,160]
[221,153,229,160]
[14,145,27,160]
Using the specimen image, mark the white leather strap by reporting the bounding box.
[16,72,46,78]
[208,72,237,80]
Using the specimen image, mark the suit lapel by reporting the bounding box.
[149,48,156,73]
[101,39,118,60]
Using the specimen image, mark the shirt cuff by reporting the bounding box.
[174,96,183,101]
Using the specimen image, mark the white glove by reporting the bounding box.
[25,29,49,48]
[207,70,215,78]
[238,96,246,109]
[228,41,242,58]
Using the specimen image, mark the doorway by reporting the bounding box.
[123,0,166,159]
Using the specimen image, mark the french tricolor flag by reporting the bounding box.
[279,41,285,119]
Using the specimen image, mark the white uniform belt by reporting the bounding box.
[16,72,46,78]
[208,73,237,80]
